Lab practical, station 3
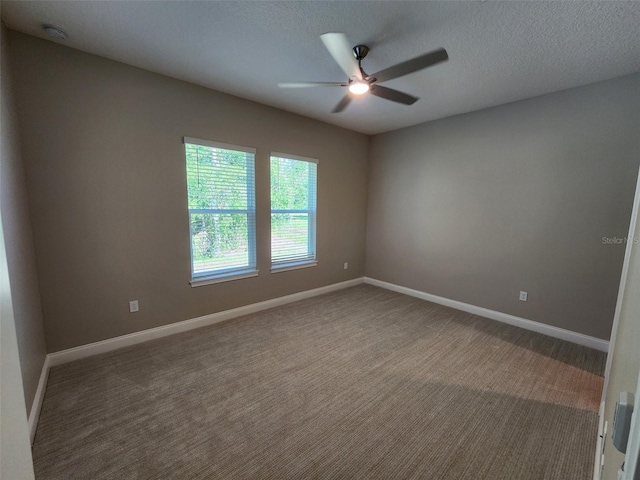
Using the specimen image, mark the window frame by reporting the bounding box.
[184,137,258,287]
[269,152,318,273]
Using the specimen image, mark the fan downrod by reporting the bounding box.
[352,45,369,61]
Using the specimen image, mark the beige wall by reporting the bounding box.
[0,24,47,415]
[8,32,370,352]
[366,73,640,340]
[601,171,640,479]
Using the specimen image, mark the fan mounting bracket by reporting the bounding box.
[352,45,369,61]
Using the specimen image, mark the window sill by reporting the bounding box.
[270,261,317,274]
[190,270,259,287]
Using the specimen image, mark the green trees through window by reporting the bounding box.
[185,139,256,281]
[270,155,317,268]
[184,138,317,283]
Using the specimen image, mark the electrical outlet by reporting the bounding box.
[519,291,528,302]
[344,262,349,270]
[129,300,139,313]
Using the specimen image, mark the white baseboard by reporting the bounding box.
[28,275,606,444]
[28,277,364,441]
[47,277,364,368]
[364,277,609,352]
[28,354,50,444]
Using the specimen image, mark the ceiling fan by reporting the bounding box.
[278,33,449,113]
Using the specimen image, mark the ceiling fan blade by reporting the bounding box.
[278,82,347,88]
[369,85,418,105]
[320,33,362,81]
[332,93,352,113]
[370,48,448,83]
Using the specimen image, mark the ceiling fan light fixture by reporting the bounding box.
[349,82,369,95]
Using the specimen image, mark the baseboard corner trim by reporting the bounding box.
[28,354,51,444]
[48,277,365,368]
[364,277,609,352]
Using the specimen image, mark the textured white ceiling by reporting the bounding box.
[2,1,640,135]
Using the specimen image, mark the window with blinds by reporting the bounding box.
[270,153,318,271]
[184,137,257,285]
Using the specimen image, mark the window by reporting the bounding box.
[270,153,318,272]
[184,137,257,286]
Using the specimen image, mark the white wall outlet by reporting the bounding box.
[344,262,349,270]
[519,291,528,302]
[129,300,139,313]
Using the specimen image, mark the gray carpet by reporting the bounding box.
[33,284,605,479]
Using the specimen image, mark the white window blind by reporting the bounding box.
[184,137,256,284]
[270,153,317,270]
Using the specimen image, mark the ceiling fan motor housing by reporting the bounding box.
[353,45,369,61]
